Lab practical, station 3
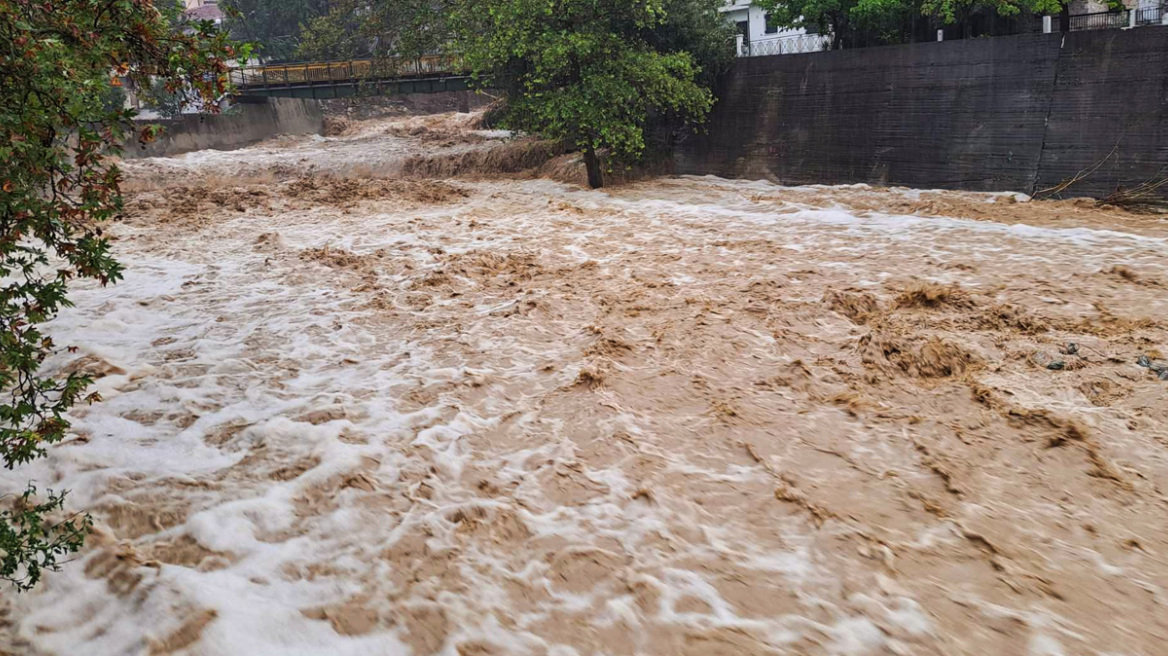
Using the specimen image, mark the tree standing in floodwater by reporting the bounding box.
[454,0,730,188]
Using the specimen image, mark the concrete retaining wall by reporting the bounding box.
[125,97,324,159]
[677,27,1168,199]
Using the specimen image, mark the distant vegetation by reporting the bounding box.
[218,0,1101,64]
[220,0,332,62]
[298,0,452,62]
[756,0,1091,49]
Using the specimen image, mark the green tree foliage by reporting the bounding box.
[297,0,370,61]
[298,0,452,62]
[648,0,736,88]
[221,0,329,62]
[756,0,864,47]
[140,77,186,119]
[0,0,237,591]
[1,485,90,591]
[757,0,1071,47]
[755,0,929,47]
[456,0,728,188]
[919,0,1061,25]
[99,81,129,115]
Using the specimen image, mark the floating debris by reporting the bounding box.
[1137,354,1168,378]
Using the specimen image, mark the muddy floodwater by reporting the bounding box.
[2,114,1167,656]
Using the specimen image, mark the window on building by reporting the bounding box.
[765,12,779,34]
[736,20,749,38]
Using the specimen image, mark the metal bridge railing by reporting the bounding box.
[745,34,832,57]
[228,54,465,89]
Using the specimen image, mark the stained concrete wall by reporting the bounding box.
[125,97,323,159]
[1033,28,1168,196]
[677,26,1168,199]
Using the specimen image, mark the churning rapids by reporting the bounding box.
[1,113,1167,656]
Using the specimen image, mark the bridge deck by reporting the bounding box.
[229,55,471,99]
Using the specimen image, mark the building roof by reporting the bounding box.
[184,4,224,22]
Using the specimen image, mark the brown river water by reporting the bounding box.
[1,114,1166,656]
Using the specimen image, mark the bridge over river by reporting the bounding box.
[228,54,471,99]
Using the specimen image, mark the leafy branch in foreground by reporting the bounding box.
[0,0,240,591]
[0,486,91,592]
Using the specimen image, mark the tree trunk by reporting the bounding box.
[583,148,603,189]
[832,13,849,49]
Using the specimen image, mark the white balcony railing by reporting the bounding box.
[739,33,831,57]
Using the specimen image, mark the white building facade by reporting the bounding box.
[719,0,830,56]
